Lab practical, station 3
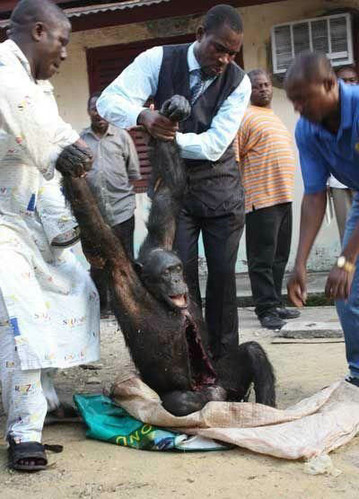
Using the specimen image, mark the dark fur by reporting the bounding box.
[58,96,275,416]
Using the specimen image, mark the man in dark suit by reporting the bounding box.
[97,4,251,360]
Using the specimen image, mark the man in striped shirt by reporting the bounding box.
[238,69,299,329]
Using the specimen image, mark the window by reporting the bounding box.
[271,13,354,74]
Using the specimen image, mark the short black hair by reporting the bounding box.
[203,4,243,34]
[247,69,270,84]
[284,51,335,87]
[336,65,357,76]
[10,0,69,34]
[87,91,102,109]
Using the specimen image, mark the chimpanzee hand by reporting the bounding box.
[55,139,93,177]
[160,95,191,122]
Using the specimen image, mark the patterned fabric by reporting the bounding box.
[190,68,205,105]
[0,320,59,443]
[238,105,296,214]
[0,40,100,370]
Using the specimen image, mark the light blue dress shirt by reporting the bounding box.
[97,42,251,162]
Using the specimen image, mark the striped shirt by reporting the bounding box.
[237,105,296,213]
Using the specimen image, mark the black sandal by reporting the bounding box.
[7,438,63,472]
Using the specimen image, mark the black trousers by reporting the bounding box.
[90,216,135,311]
[174,207,244,360]
[245,202,292,318]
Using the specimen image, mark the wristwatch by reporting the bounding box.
[336,255,356,273]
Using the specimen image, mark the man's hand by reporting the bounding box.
[137,109,178,141]
[287,265,307,307]
[55,139,93,177]
[325,266,354,300]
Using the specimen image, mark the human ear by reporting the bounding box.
[323,76,336,93]
[32,22,46,42]
[196,26,205,42]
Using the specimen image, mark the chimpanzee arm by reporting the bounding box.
[61,176,131,274]
[138,96,190,260]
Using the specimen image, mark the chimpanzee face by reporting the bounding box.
[140,249,188,310]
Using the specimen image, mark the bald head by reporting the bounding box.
[10,0,69,35]
[9,0,71,81]
[248,68,269,84]
[284,52,339,124]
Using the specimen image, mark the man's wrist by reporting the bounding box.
[137,109,151,126]
[336,255,356,273]
[294,259,307,272]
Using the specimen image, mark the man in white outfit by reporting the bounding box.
[0,0,100,471]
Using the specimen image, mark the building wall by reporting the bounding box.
[53,0,359,272]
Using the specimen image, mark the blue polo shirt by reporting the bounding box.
[295,80,359,194]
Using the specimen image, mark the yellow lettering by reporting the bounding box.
[141,424,152,435]
[129,431,140,443]
[115,436,128,446]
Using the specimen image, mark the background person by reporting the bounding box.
[97,4,251,360]
[238,69,299,330]
[285,52,359,388]
[81,93,141,316]
[0,0,99,471]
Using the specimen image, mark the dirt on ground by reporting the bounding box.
[1,306,359,499]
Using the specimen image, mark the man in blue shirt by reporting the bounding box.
[97,5,251,360]
[285,51,359,386]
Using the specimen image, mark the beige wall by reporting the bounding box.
[239,0,359,271]
[53,0,359,271]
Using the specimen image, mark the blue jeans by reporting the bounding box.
[336,191,359,377]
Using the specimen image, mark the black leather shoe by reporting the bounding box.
[276,307,301,320]
[259,313,286,330]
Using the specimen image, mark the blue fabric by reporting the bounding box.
[295,81,359,194]
[336,192,359,377]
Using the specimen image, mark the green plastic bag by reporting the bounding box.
[74,393,231,452]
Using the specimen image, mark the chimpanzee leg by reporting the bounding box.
[216,341,276,407]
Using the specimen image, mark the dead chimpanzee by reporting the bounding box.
[57,95,276,417]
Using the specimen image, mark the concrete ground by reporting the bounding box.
[2,303,359,499]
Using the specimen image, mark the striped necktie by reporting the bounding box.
[190,68,204,105]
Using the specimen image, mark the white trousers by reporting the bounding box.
[0,322,60,443]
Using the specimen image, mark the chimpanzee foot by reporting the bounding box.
[161,390,208,416]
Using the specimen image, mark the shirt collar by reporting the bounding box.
[188,41,218,82]
[3,39,33,79]
[187,42,201,72]
[83,124,115,139]
[2,39,53,91]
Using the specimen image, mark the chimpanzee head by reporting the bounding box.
[138,248,188,310]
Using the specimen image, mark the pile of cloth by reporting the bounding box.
[76,376,359,463]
